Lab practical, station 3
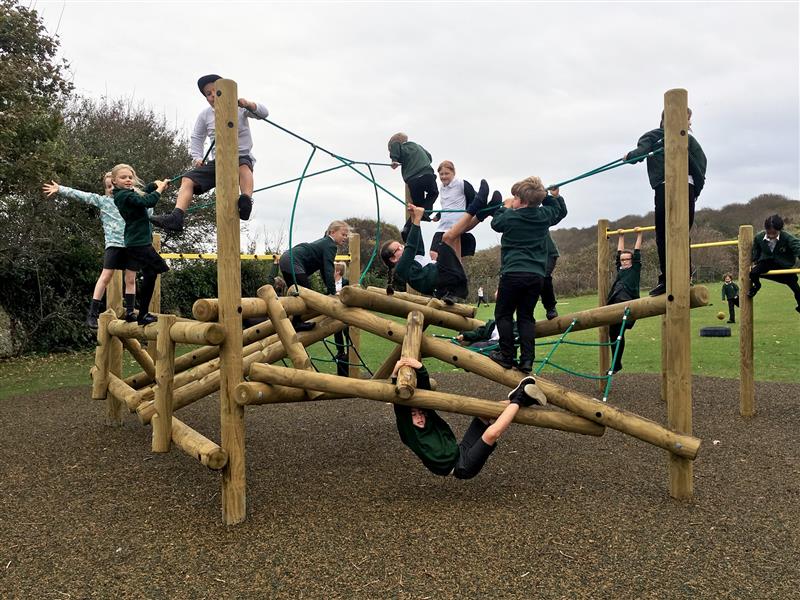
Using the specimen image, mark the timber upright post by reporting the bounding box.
[738,225,755,416]
[147,233,162,363]
[596,219,611,389]
[663,89,693,500]
[348,232,361,378]
[216,79,246,524]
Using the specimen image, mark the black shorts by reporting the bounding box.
[453,417,496,479]
[433,242,468,300]
[183,156,254,195]
[125,245,169,275]
[430,232,476,258]
[103,246,128,270]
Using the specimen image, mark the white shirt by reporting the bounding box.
[435,178,467,231]
[191,102,270,163]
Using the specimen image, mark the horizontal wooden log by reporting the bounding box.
[249,363,604,436]
[108,319,160,340]
[192,295,307,322]
[169,321,225,345]
[136,315,346,424]
[341,286,482,332]
[535,286,709,338]
[235,381,349,405]
[366,286,476,317]
[301,287,700,459]
[151,414,228,470]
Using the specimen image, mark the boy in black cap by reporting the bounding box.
[151,74,269,232]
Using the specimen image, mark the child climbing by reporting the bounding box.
[721,273,739,324]
[387,133,438,242]
[390,356,541,479]
[625,107,707,297]
[541,235,560,320]
[111,164,170,326]
[380,201,472,304]
[430,160,476,259]
[748,214,800,314]
[42,174,138,328]
[333,261,350,376]
[279,220,350,331]
[150,74,269,233]
[488,177,567,374]
[607,227,644,374]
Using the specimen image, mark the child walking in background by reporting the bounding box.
[387,133,438,242]
[607,228,644,374]
[488,177,567,374]
[748,214,800,314]
[151,74,269,233]
[279,221,350,331]
[42,174,138,328]
[476,286,487,307]
[721,273,739,324]
[625,107,707,297]
[390,357,541,479]
[111,164,170,326]
[430,161,476,259]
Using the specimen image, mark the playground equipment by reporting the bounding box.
[90,83,711,524]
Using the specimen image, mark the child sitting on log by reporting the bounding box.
[606,227,644,374]
[747,214,800,314]
[279,220,350,331]
[390,356,540,479]
[111,164,170,326]
[42,173,139,328]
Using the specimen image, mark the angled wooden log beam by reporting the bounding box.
[341,286,482,332]
[150,414,228,470]
[535,286,709,339]
[249,363,604,436]
[169,321,225,346]
[259,285,312,371]
[107,372,140,411]
[235,381,350,405]
[192,295,307,322]
[121,338,155,381]
[396,311,424,399]
[365,286,476,318]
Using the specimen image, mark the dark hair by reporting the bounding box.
[764,214,784,231]
[380,240,398,295]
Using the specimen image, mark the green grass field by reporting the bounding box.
[0,281,796,401]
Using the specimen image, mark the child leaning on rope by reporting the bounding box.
[42,174,140,328]
[150,74,269,233]
[111,164,171,326]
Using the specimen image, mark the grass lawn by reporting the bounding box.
[1,281,796,400]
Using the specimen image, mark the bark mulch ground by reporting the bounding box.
[1,373,798,599]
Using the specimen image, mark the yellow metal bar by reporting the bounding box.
[764,268,800,275]
[690,240,738,249]
[605,225,656,238]
[160,253,351,262]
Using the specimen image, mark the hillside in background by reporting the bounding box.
[463,193,800,301]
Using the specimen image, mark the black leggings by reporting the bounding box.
[495,273,543,362]
[750,261,800,306]
[654,183,696,280]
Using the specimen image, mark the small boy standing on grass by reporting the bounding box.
[387,133,438,241]
[721,273,739,324]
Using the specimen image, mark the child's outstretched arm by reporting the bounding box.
[43,181,105,207]
[634,226,643,250]
[481,400,519,446]
[616,230,626,252]
[42,181,60,198]
[237,98,269,119]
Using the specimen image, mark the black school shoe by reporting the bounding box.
[137,313,158,326]
[648,281,666,297]
[293,321,316,332]
[150,208,185,233]
[487,350,514,370]
[508,375,546,407]
[124,311,139,323]
[516,359,533,374]
[238,194,253,220]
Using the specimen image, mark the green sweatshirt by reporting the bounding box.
[607,250,642,303]
[490,194,568,277]
[393,366,459,476]
[751,230,800,269]
[627,127,707,197]
[395,224,437,294]
[113,183,161,247]
[288,235,339,294]
[721,281,739,300]
[388,141,435,182]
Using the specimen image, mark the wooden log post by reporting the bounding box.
[664,88,693,499]
[249,363,606,437]
[216,78,246,525]
[597,219,611,390]
[192,295,307,322]
[396,310,424,399]
[348,232,362,378]
[152,314,177,453]
[371,298,441,380]
[106,271,125,421]
[738,225,755,417]
[92,310,113,401]
[147,233,162,362]
[150,414,228,470]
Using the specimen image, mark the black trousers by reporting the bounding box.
[727,298,739,322]
[434,243,469,300]
[495,273,542,362]
[540,255,558,311]
[750,260,800,306]
[406,173,439,211]
[654,183,696,281]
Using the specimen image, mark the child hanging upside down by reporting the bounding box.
[151,74,269,233]
[391,356,541,479]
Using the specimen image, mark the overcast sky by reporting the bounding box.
[37,1,799,253]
